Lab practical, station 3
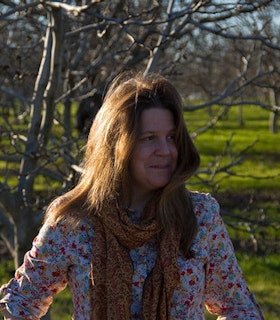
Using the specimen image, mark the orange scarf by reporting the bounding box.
[90,199,180,319]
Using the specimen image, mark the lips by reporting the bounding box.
[150,164,170,169]
[149,164,174,173]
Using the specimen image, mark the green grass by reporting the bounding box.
[51,287,73,318]
[0,259,14,283]
[186,105,280,192]
[237,253,280,320]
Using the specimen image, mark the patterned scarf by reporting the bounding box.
[90,198,181,320]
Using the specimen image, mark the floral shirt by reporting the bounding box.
[0,192,264,319]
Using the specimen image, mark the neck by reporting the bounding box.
[122,192,153,214]
[131,190,160,213]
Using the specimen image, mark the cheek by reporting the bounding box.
[131,145,149,162]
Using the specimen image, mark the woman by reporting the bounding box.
[0,72,264,319]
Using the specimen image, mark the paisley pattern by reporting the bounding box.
[0,192,264,319]
[91,198,180,320]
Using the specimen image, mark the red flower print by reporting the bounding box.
[52,271,60,277]
[189,279,195,286]
[184,300,191,307]
[228,282,234,289]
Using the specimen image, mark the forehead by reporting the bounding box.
[139,108,175,132]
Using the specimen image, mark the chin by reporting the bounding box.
[151,181,170,190]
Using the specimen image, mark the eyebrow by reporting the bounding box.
[139,128,176,134]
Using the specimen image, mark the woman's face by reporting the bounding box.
[129,108,178,203]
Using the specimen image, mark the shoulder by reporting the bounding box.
[38,215,94,248]
[30,216,94,266]
[189,192,229,255]
[189,191,220,224]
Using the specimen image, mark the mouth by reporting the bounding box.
[150,164,170,169]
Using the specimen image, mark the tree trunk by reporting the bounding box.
[269,111,278,133]
[269,89,279,134]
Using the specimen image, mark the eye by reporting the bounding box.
[167,133,176,142]
[142,135,154,141]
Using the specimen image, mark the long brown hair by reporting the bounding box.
[46,72,200,255]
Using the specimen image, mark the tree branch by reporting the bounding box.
[44,0,101,16]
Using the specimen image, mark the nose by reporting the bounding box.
[155,138,171,155]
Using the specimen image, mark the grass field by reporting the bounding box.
[0,104,279,319]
